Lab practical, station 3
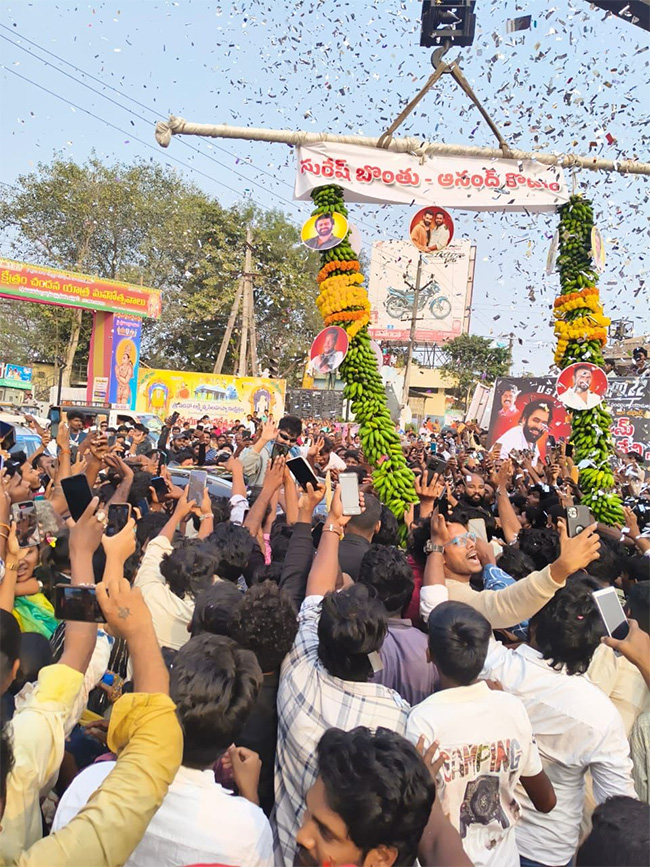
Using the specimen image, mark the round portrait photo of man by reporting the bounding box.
[309,326,349,376]
[301,212,349,252]
[556,362,607,411]
[409,206,454,254]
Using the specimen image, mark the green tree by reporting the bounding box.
[0,155,209,385]
[439,334,512,408]
[146,201,321,383]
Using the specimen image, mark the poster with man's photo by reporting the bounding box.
[488,377,650,462]
[487,378,571,464]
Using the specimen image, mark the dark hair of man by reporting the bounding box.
[576,795,650,867]
[342,448,360,462]
[626,580,650,634]
[209,494,232,525]
[133,422,149,434]
[0,610,21,692]
[524,505,548,529]
[496,546,537,581]
[427,601,491,685]
[423,209,434,217]
[254,561,283,585]
[127,470,154,507]
[174,448,195,464]
[345,492,382,535]
[625,554,650,584]
[372,505,400,547]
[160,540,218,600]
[545,503,567,528]
[0,724,14,808]
[520,398,554,425]
[66,410,84,422]
[343,465,367,486]
[190,581,243,638]
[357,545,414,617]
[517,527,560,571]
[530,575,604,675]
[204,523,255,583]
[315,214,333,226]
[317,726,435,866]
[278,415,302,439]
[231,581,298,672]
[170,634,262,768]
[270,521,293,564]
[318,584,387,682]
[574,364,591,377]
[585,537,621,587]
[11,632,52,695]
[135,511,168,549]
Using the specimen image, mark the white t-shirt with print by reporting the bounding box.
[406,680,542,867]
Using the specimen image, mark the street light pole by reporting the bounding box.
[401,254,423,408]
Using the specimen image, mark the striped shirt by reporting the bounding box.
[274,595,410,864]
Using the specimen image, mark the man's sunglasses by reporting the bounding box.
[277,431,298,444]
[445,531,478,548]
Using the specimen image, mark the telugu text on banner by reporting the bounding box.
[294,141,568,212]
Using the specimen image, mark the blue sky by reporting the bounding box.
[1,0,648,374]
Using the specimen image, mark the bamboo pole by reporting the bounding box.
[155,116,650,176]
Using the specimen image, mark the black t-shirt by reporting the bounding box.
[236,670,279,817]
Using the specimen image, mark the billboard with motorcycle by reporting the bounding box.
[367,239,476,342]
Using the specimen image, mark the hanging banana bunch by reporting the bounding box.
[554,194,624,524]
[310,184,417,533]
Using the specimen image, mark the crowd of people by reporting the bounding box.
[0,403,648,866]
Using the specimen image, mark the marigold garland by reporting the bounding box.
[309,184,417,537]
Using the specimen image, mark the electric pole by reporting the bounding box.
[213,225,257,376]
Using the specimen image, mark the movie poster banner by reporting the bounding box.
[488,377,650,462]
[367,239,475,343]
[294,141,568,212]
[108,316,142,410]
[136,368,286,425]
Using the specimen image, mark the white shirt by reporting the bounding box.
[560,387,602,410]
[406,681,542,867]
[275,596,410,864]
[481,641,636,866]
[428,224,450,250]
[133,535,194,651]
[53,762,274,867]
[495,425,542,463]
[310,350,344,374]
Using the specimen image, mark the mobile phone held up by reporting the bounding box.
[106,503,131,537]
[566,505,593,537]
[286,456,319,492]
[187,469,207,505]
[11,501,41,548]
[55,584,105,623]
[60,475,94,523]
[271,441,290,464]
[150,476,168,501]
[47,406,61,439]
[339,471,362,516]
[593,587,629,641]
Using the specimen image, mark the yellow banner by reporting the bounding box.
[136,368,285,423]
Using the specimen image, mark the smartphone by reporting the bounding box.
[593,587,629,641]
[197,442,207,465]
[271,441,290,464]
[430,442,438,455]
[566,505,593,537]
[169,411,180,425]
[468,517,488,544]
[187,469,207,505]
[106,503,131,537]
[215,451,232,464]
[286,456,320,492]
[311,520,324,549]
[0,421,16,451]
[150,476,168,499]
[339,470,362,516]
[426,457,448,485]
[48,406,61,439]
[55,584,105,623]
[11,501,41,547]
[61,474,94,523]
[565,443,574,459]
